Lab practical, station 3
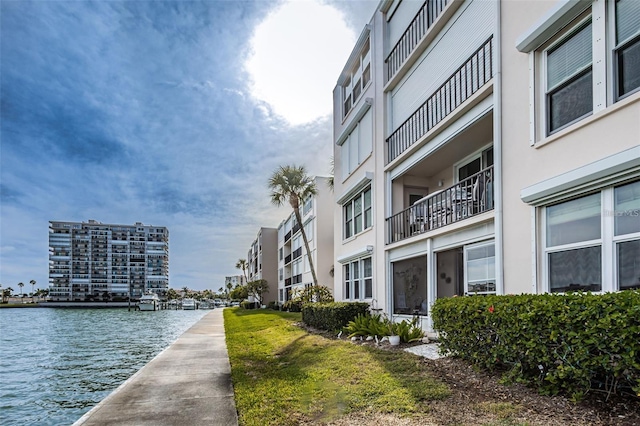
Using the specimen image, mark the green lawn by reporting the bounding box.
[224,308,450,425]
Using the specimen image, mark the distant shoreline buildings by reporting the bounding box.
[49,220,169,302]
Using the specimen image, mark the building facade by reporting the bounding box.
[225,275,246,289]
[49,220,169,301]
[247,227,278,305]
[277,177,334,303]
[333,0,638,331]
[503,0,640,295]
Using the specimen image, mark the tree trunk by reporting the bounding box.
[293,207,319,287]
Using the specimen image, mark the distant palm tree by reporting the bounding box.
[328,156,334,191]
[30,280,36,302]
[226,281,233,295]
[1,287,12,303]
[18,282,24,299]
[268,165,319,287]
[235,259,248,284]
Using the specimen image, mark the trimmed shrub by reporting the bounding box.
[302,302,370,331]
[240,301,258,310]
[267,301,280,310]
[431,291,640,400]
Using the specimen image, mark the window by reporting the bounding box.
[545,193,602,292]
[341,108,373,177]
[392,256,427,314]
[546,21,593,134]
[615,0,640,99]
[344,257,372,301]
[303,197,313,216]
[543,179,640,292]
[344,187,372,239]
[342,38,371,118]
[525,1,640,141]
[464,242,496,295]
[456,147,493,182]
[614,180,640,289]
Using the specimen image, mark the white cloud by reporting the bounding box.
[245,0,355,126]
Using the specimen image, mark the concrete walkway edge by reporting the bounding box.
[73,308,238,426]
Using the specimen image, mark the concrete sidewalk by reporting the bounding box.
[74,309,238,426]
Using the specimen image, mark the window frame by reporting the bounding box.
[540,179,640,293]
[343,256,373,301]
[342,37,371,119]
[343,187,373,240]
[463,241,497,295]
[542,16,594,135]
[612,0,640,101]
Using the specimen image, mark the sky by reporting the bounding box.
[0,0,378,292]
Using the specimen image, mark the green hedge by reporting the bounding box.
[302,302,370,332]
[431,291,640,399]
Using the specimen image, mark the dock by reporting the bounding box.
[73,308,238,426]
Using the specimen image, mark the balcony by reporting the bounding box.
[292,274,303,285]
[284,254,292,264]
[285,277,292,286]
[292,247,302,260]
[387,166,493,243]
[386,37,493,164]
[385,0,449,83]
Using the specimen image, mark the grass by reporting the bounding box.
[224,308,450,425]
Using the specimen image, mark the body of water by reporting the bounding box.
[0,307,209,425]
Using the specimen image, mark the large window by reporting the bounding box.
[344,187,372,239]
[344,257,372,301]
[464,242,496,295]
[543,179,640,292]
[526,1,640,140]
[614,180,640,289]
[546,21,593,134]
[615,0,640,99]
[392,256,427,315]
[342,38,371,118]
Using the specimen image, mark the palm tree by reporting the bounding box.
[1,287,12,303]
[268,165,319,287]
[235,259,248,284]
[18,282,24,299]
[30,280,36,302]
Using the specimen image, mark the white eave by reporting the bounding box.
[337,245,374,264]
[521,146,640,205]
[515,0,591,53]
[337,172,374,205]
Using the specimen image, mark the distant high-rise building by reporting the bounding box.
[49,220,169,301]
[247,227,278,305]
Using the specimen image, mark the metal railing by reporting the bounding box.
[386,166,494,244]
[386,37,493,164]
[385,0,448,83]
[292,247,302,260]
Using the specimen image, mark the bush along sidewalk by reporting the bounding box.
[431,291,640,400]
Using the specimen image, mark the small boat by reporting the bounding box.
[182,298,196,310]
[138,292,160,311]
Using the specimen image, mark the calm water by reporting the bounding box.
[0,307,209,426]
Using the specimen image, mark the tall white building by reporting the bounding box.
[49,220,169,301]
[225,275,246,289]
[247,227,278,305]
[277,177,334,303]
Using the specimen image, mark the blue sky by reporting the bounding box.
[0,0,377,292]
